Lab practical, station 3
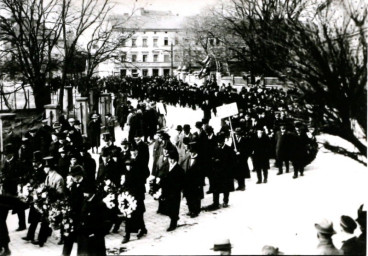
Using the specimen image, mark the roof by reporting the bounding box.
[113,9,190,31]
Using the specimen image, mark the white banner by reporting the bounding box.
[216,102,239,119]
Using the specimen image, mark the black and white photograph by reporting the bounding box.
[0,0,367,255]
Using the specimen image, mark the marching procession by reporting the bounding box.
[0,75,355,256]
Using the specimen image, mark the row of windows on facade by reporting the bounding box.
[120,53,179,62]
[120,68,171,77]
[123,37,221,47]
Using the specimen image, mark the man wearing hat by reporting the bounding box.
[104,113,116,142]
[181,142,204,218]
[22,151,45,243]
[25,127,41,153]
[62,165,86,256]
[0,144,26,232]
[49,132,61,160]
[87,113,101,154]
[38,118,53,156]
[159,150,185,231]
[204,134,235,210]
[252,127,271,184]
[183,124,193,141]
[174,125,184,150]
[290,123,308,179]
[275,123,292,175]
[3,128,21,155]
[79,143,97,190]
[32,156,65,247]
[232,127,251,191]
[315,219,341,255]
[338,215,359,255]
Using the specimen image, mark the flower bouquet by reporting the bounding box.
[117,191,137,219]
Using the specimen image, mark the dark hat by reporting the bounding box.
[33,151,43,162]
[160,132,170,140]
[183,124,191,132]
[176,125,183,131]
[70,165,84,177]
[210,239,232,251]
[81,142,91,151]
[205,126,214,134]
[43,156,54,168]
[74,120,81,125]
[134,130,143,138]
[167,150,179,162]
[69,152,79,159]
[315,219,336,235]
[356,204,367,227]
[105,113,112,117]
[340,215,357,233]
[195,121,203,129]
[202,118,209,125]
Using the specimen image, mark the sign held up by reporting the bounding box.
[216,102,239,119]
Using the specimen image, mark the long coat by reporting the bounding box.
[181,155,204,200]
[87,120,101,148]
[275,131,292,160]
[211,145,235,193]
[77,195,108,256]
[159,164,185,219]
[290,132,309,167]
[251,135,271,170]
[232,136,252,179]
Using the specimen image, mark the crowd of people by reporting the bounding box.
[0,76,363,256]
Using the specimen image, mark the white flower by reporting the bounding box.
[64,224,70,229]
[105,179,111,186]
[37,187,43,193]
[64,232,69,237]
[43,205,48,210]
[41,192,47,198]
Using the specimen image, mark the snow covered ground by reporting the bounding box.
[6,101,368,255]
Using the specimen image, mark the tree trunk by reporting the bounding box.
[32,84,51,111]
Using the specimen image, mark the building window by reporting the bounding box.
[153,54,158,62]
[131,54,137,62]
[132,38,136,47]
[164,37,168,46]
[164,55,170,62]
[152,69,159,76]
[120,52,127,62]
[153,38,158,47]
[142,54,147,62]
[120,69,126,77]
[142,69,148,76]
[142,38,147,47]
[164,69,170,76]
[132,69,138,77]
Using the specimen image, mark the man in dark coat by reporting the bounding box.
[134,132,150,175]
[0,144,26,231]
[3,128,21,155]
[79,144,96,190]
[77,185,109,256]
[355,204,366,255]
[275,124,292,175]
[181,142,204,218]
[252,128,271,184]
[87,114,101,154]
[22,151,45,243]
[121,145,150,243]
[339,215,359,255]
[205,134,235,211]
[37,119,53,156]
[159,150,185,231]
[232,128,252,191]
[104,113,115,142]
[290,124,309,179]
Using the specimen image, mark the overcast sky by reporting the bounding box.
[111,0,219,16]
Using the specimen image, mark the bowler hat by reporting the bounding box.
[167,150,179,162]
[210,239,232,251]
[43,156,54,168]
[176,125,183,131]
[315,219,336,235]
[160,132,170,140]
[340,215,357,233]
[70,165,84,177]
[183,125,191,133]
[205,126,214,134]
[195,121,203,129]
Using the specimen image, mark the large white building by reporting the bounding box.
[98,8,190,77]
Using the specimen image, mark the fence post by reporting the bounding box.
[0,113,16,160]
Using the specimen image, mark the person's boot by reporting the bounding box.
[137,228,147,239]
[121,233,130,244]
[166,220,177,232]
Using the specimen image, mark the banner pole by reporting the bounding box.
[228,116,237,152]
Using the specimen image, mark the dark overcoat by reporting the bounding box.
[211,145,235,193]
